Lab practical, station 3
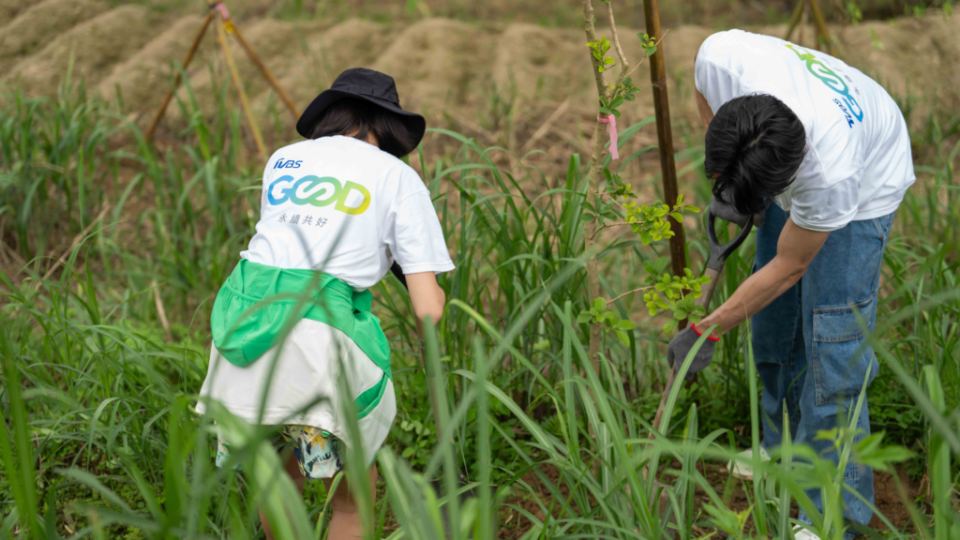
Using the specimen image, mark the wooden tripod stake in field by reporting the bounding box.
[144,2,300,160]
[784,0,837,56]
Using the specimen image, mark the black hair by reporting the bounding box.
[310,98,418,158]
[704,94,806,216]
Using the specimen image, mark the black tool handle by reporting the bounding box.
[705,208,754,272]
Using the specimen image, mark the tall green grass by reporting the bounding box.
[0,76,958,540]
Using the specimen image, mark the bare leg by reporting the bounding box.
[323,464,378,540]
[261,451,306,540]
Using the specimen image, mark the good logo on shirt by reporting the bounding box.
[267,175,370,216]
[786,44,864,124]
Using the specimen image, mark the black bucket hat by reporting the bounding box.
[296,68,426,147]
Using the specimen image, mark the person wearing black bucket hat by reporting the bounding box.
[196,68,453,540]
[297,67,426,157]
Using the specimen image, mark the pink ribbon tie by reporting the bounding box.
[214,2,231,20]
[597,115,619,160]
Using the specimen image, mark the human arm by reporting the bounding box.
[406,271,446,326]
[668,216,828,376]
[697,216,829,338]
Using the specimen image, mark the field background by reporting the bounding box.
[1,0,959,539]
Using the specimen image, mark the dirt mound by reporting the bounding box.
[0,0,43,28]
[0,0,110,73]
[251,18,394,124]
[839,14,960,117]
[492,24,590,107]
[98,15,214,115]
[373,18,495,118]
[4,6,158,95]
[0,1,956,148]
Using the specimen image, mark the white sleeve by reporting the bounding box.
[382,171,455,275]
[788,122,864,232]
[695,33,746,113]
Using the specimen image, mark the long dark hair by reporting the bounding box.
[310,98,418,158]
[705,94,807,216]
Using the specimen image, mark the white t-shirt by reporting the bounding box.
[695,30,915,231]
[241,136,455,288]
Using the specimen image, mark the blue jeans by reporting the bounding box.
[751,204,894,537]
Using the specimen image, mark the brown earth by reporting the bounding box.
[0,0,44,28]
[1,2,956,156]
[3,5,161,96]
[0,0,110,72]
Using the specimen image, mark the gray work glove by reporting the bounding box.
[667,325,717,380]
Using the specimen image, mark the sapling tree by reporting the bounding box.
[579,0,706,370]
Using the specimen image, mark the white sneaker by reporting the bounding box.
[793,525,821,539]
[727,446,771,481]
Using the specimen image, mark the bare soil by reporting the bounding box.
[1,1,957,162]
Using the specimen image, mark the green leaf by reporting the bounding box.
[673,308,688,320]
[814,428,840,442]
[603,57,615,65]
[576,311,593,324]
[670,212,684,222]
[593,297,607,312]
[662,319,678,334]
[645,45,657,56]
[617,319,635,330]
[616,330,630,346]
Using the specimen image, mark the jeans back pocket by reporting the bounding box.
[811,297,879,407]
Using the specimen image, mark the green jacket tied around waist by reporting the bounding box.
[210,259,392,379]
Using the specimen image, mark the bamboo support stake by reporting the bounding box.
[784,0,805,42]
[807,0,837,56]
[215,16,267,161]
[642,0,688,284]
[228,22,300,120]
[145,10,214,142]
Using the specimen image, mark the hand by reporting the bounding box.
[667,325,717,380]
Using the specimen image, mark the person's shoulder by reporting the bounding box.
[702,29,787,57]
[699,30,745,54]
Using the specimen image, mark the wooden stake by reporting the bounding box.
[784,0,805,42]
[216,16,267,161]
[145,10,214,142]
[643,0,688,286]
[807,0,837,56]
[228,22,300,120]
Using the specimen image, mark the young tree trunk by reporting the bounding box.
[581,0,610,376]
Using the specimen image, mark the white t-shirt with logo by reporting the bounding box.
[241,135,455,287]
[695,30,915,232]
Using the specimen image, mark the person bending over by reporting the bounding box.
[669,30,914,540]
